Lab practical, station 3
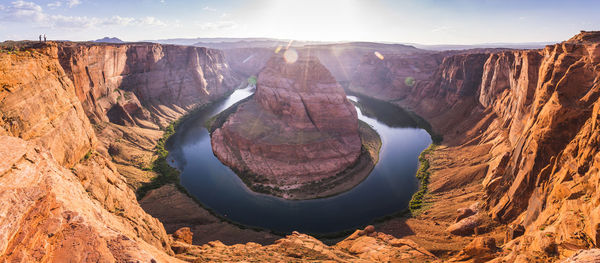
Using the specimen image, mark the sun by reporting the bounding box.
[251,0,364,41]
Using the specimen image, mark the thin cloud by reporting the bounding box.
[431,26,453,33]
[196,20,238,31]
[67,0,81,8]
[203,6,216,12]
[138,16,166,27]
[3,0,45,22]
[47,1,62,8]
[1,1,167,29]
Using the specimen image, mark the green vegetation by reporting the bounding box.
[247,75,257,86]
[0,41,44,56]
[136,88,239,198]
[136,121,181,198]
[409,144,436,213]
[82,149,93,161]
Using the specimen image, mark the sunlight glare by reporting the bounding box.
[255,0,363,41]
[274,45,283,53]
[283,48,298,63]
[405,77,416,87]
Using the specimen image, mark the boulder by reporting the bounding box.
[452,237,498,261]
[173,227,193,244]
[447,215,483,236]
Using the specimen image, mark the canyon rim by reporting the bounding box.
[2,0,600,261]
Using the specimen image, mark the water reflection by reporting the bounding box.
[167,88,431,234]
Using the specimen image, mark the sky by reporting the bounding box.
[0,0,599,44]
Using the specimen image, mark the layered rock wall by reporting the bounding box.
[211,54,362,195]
[362,31,600,260]
[57,42,237,128]
[0,44,96,167]
[0,43,178,261]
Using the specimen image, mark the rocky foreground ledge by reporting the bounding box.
[211,53,379,199]
[170,225,437,262]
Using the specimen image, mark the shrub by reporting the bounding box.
[409,144,436,213]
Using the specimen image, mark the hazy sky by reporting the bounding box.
[1,0,598,44]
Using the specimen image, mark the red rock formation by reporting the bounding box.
[0,41,434,262]
[223,42,425,82]
[349,52,443,100]
[0,136,177,262]
[0,44,96,167]
[0,43,183,261]
[57,42,238,128]
[211,53,361,196]
[4,30,600,262]
[364,31,600,261]
[173,226,436,262]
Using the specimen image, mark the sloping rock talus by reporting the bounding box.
[356,31,600,261]
[0,41,245,261]
[0,136,179,262]
[211,53,362,197]
[170,226,436,262]
[0,42,185,261]
[57,42,237,128]
[54,42,238,189]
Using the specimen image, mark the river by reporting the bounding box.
[166,86,432,234]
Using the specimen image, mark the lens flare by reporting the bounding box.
[405,77,416,87]
[374,51,384,60]
[242,54,254,63]
[283,48,298,63]
[248,76,257,86]
[274,45,283,54]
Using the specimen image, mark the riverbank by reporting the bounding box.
[375,143,503,260]
[145,87,446,243]
[409,144,436,213]
[135,89,238,199]
[237,120,382,200]
[206,98,382,200]
[135,87,285,245]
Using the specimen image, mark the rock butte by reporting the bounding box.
[211,53,363,197]
[1,31,600,262]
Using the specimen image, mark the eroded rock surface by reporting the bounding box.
[365,31,600,261]
[171,226,436,262]
[0,136,177,262]
[211,53,362,198]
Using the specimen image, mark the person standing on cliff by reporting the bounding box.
[39,35,42,42]
[43,34,47,42]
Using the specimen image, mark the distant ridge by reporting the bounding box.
[94,37,125,43]
[408,42,556,50]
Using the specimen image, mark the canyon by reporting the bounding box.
[0,30,599,262]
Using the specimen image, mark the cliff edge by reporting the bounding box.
[211,53,366,199]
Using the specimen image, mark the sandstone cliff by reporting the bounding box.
[0,41,433,262]
[54,42,238,189]
[211,53,363,199]
[5,30,600,262]
[352,31,600,261]
[0,43,176,261]
[57,42,237,128]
